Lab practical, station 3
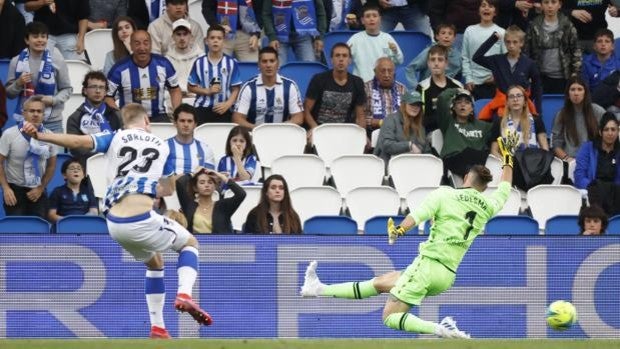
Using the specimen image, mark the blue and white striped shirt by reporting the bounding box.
[234,74,303,125]
[188,54,242,108]
[106,54,179,117]
[90,128,171,211]
[217,154,258,181]
[163,137,215,175]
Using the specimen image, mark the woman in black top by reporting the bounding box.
[244,174,302,234]
[176,168,246,234]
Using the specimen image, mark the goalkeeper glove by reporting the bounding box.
[387,217,406,245]
[497,130,519,168]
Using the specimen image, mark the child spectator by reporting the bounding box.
[48,158,98,223]
[244,174,302,234]
[581,28,620,92]
[578,204,608,236]
[5,21,72,134]
[188,25,242,124]
[416,45,463,133]
[347,4,403,82]
[217,126,258,184]
[406,23,461,89]
[461,0,506,99]
[525,0,581,94]
[474,27,542,122]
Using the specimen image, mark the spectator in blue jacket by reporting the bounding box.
[581,28,620,92]
[574,112,620,216]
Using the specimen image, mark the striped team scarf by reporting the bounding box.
[272,0,319,43]
[13,48,56,122]
[18,121,51,188]
[217,0,261,39]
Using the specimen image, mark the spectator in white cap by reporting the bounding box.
[166,19,204,97]
[148,0,205,56]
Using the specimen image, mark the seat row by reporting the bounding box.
[1,213,618,235]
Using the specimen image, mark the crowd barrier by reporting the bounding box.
[0,235,618,338]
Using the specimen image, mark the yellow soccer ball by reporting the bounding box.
[546,300,578,331]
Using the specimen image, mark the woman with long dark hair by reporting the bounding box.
[217,126,258,183]
[575,113,620,216]
[176,168,246,234]
[244,175,302,234]
[103,16,137,75]
[551,76,604,162]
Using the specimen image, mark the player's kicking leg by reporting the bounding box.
[300,260,400,298]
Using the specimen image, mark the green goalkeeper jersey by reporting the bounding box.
[410,181,511,272]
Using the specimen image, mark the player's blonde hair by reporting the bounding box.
[121,103,148,127]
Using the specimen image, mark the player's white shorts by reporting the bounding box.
[107,210,192,262]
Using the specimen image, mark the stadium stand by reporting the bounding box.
[527,185,582,231]
[66,60,92,94]
[227,185,261,232]
[389,154,443,200]
[388,31,432,65]
[312,124,366,168]
[252,123,307,170]
[322,31,355,68]
[541,94,564,138]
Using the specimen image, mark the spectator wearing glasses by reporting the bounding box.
[66,71,122,162]
[47,157,98,223]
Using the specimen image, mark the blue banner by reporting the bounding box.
[0,235,618,339]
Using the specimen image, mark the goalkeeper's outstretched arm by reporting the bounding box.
[497,131,518,185]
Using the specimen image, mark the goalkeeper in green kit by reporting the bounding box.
[300,130,520,339]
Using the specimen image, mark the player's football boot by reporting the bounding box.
[149,325,171,339]
[436,316,471,339]
[300,260,325,297]
[174,293,213,326]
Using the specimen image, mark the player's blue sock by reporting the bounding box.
[145,269,165,328]
[177,246,198,296]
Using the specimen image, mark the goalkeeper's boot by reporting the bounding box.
[149,325,171,339]
[435,316,471,339]
[174,293,213,326]
[300,260,325,297]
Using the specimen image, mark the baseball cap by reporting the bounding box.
[401,90,423,105]
[172,18,192,32]
[450,88,474,109]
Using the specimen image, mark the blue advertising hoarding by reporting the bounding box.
[0,235,618,338]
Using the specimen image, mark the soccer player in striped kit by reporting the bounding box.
[21,103,212,339]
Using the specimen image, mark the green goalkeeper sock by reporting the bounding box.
[383,312,437,334]
[322,280,379,299]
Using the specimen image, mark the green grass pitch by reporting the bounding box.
[1,339,619,349]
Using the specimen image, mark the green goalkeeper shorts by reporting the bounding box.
[390,255,456,306]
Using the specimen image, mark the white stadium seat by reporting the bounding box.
[346,186,400,232]
[86,153,108,198]
[150,123,177,141]
[483,186,522,216]
[270,155,326,190]
[84,29,113,70]
[252,123,306,168]
[312,124,366,167]
[226,185,262,232]
[62,94,84,130]
[388,154,443,199]
[527,184,582,231]
[194,122,237,164]
[65,60,92,94]
[330,155,384,197]
[290,186,342,225]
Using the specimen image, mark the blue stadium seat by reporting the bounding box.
[303,215,357,235]
[388,31,432,65]
[56,215,108,234]
[0,187,5,219]
[364,215,412,235]
[485,215,539,235]
[541,94,564,138]
[0,216,50,234]
[395,65,407,86]
[279,62,329,99]
[47,153,73,193]
[545,215,580,235]
[237,62,259,85]
[607,215,620,235]
[474,98,491,117]
[323,31,355,67]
